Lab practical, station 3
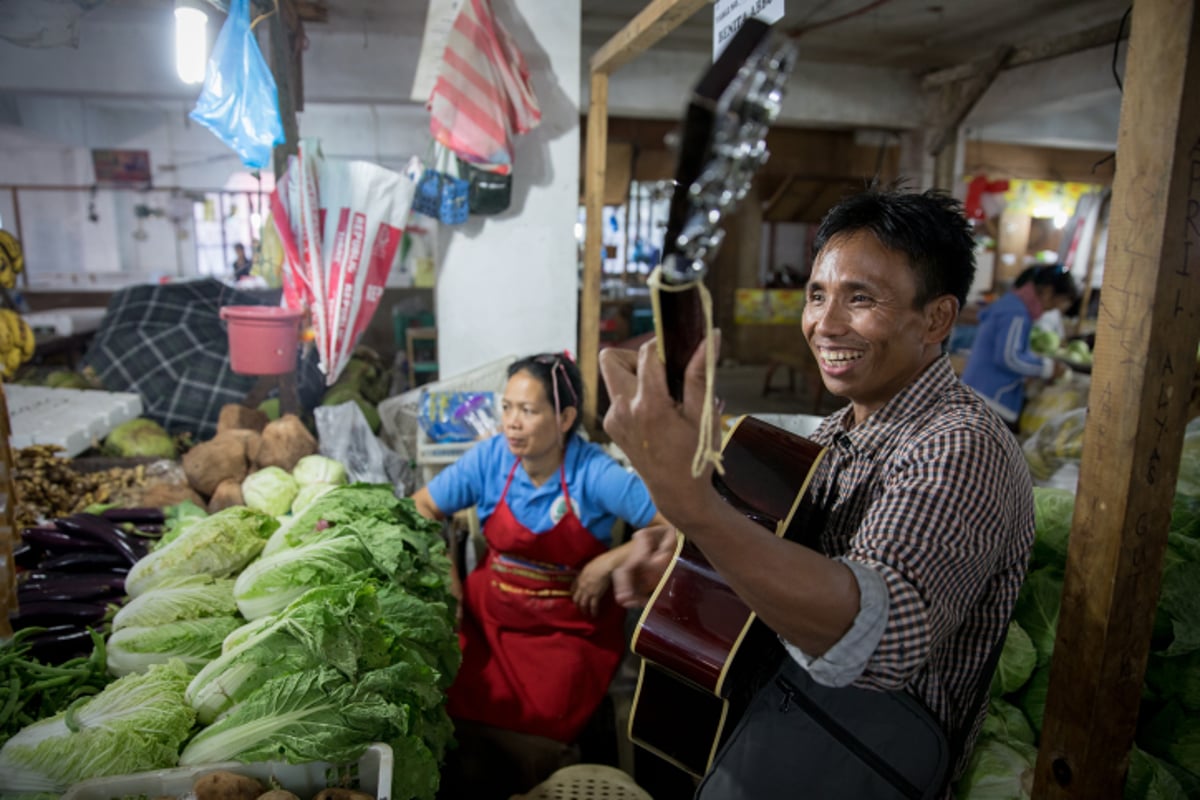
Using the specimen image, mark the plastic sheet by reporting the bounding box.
[315,402,413,496]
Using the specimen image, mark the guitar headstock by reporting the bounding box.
[660,19,797,285]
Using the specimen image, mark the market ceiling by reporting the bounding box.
[3,0,1130,75]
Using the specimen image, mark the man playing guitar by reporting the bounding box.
[601,188,1035,798]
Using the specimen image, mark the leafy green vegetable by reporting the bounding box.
[980,699,1035,747]
[1013,568,1063,667]
[1155,557,1200,657]
[1029,327,1060,356]
[242,466,300,517]
[953,737,1034,799]
[1178,422,1200,499]
[1138,701,1200,780]
[106,617,244,678]
[111,576,238,631]
[1125,746,1190,800]
[154,500,209,551]
[991,621,1037,697]
[1018,665,1051,736]
[291,482,338,514]
[272,484,432,555]
[0,660,196,794]
[186,582,394,724]
[1145,652,1200,711]
[125,506,278,597]
[1031,488,1075,568]
[235,515,451,621]
[178,664,411,769]
[291,455,348,487]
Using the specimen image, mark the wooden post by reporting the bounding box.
[580,71,608,434]
[1033,1,1200,797]
[268,0,302,179]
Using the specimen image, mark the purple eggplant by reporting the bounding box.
[24,624,98,665]
[53,514,146,564]
[18,572,126,602]
[13,542,42,569]
[22,527,113,554]
[37,551,130,573]
[10,600,110,630]
[100,507,166,525]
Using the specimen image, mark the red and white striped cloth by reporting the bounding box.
[427,0,541,176]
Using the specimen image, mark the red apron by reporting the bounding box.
[446,459,626,743]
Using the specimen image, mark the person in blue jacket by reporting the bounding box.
[960,264,1079,428]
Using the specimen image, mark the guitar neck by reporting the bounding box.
[654,17,786,402]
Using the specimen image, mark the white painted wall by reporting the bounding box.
[435,0,582,377]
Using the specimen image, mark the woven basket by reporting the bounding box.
[510,764,653,800]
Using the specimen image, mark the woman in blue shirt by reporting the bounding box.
[411,352,667,797]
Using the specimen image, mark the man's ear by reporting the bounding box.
[925,295,960,344]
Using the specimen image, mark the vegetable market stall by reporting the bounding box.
[578,1,1200,798]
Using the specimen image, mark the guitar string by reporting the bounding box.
[647,264,726,479]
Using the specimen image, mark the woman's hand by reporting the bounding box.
[573,555,614,618]
[612,524,678,608]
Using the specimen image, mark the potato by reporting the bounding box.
[218,403,270,433]
[255,791,301,800]
[254,414,317,472]
[207,478,245,512]
[193,770,265,800]
[311,790,374,800]
[182,435,249,497]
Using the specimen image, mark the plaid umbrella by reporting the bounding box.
[82,278,323,439]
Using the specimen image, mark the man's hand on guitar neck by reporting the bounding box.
[598,334,725,531]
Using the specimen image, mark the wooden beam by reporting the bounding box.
[579,71,609,436]
[269,0,302,178]
[590,0,711,75]
[921,17,1129,89]
[926,46,1013,157]
[1032,1,1200,797]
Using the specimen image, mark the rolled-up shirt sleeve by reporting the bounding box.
[783,559,889,687]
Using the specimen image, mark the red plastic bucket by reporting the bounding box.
[220,305,303,375]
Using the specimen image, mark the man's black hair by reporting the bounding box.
[507,353,584,435]
[812,187,977,309]
[1014,264,1079,302]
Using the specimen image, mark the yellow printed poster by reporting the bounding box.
[735,289,806,324]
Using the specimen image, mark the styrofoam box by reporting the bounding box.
[60,742,393,800]
[6,385,143,457]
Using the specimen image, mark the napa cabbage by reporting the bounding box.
[111,575,237,631]
[125,506,278,597]
[107,616,244,677]
[0,660,196,794]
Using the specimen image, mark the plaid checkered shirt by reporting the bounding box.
[787,355,1035,778]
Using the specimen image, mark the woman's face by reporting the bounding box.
[501,369,575,461]
[1037,285,1074,314]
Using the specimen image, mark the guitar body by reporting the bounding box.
[629,413,827,775]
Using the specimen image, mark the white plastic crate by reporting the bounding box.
[60,742,393,800]
[6,385,144,457]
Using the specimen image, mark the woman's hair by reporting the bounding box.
[1015,264,1079,301]
[812,187,977,309]
[507,352,584,435]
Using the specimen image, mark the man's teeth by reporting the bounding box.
[823,351,863,363]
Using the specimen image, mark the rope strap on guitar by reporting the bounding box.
[647,265,725,478]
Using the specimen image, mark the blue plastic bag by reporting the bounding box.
[189,0,285,169]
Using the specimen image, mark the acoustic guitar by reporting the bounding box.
[626,19,830,778]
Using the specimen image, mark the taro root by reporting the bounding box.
[207,478,245,512]
[183,434,250,497]
[217,403,270,434]
[192,771,265,800]
[254,414,317,472]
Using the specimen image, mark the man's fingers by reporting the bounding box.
[599,346,639,398]
[681,330,720,417]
